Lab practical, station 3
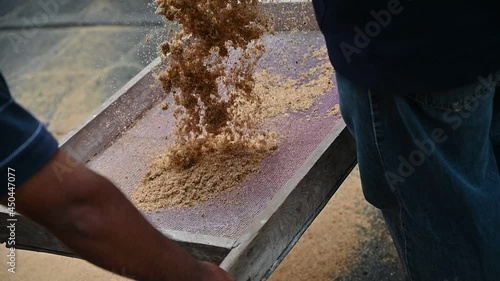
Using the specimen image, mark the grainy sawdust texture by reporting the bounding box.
[241,56,335,121]
[133,0,278,209]
[133,133,278,210]
[233,47,335,125]
[0,168,401,281]
[269,168,369,281]
[155,0,272,145]
[269,167,403,280]
[133,2,335,209]
[329,104,341,116]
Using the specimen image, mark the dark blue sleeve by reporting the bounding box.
[0,73,59,197]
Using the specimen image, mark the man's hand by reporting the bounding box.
[0,150,233,281]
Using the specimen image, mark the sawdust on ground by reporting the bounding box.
[133,133,278,209]
[155,0,272,154]
[269,167,372,281]
[9,26,151,140]
[329,104,341,116]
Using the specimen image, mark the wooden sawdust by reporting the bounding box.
[133,0,277,209]
[133,2,335,209]
[269,168,371,280]
[253,61,334,120]
[154,0,272,145]
[329,104,341,116]
[133,133,278,209]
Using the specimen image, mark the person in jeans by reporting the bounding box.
[312,0,500,280]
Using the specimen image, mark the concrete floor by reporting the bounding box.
[0,1,404,280]
[0,0,165,138]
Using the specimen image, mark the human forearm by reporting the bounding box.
[45,175,201,281]
[5,151,223,281]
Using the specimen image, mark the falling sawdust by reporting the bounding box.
[154,0,272,147]
[269,169,366,281]
[133,2,335,209]
[133,0,277,209]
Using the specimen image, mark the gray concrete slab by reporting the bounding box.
[0,0,162,28]
[0,0,165,138]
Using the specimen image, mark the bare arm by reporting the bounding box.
[1,150,233,281]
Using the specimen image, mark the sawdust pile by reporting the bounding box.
[133,0,277,209]
[134,133,278,209]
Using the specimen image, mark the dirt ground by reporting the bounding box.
[0,167,403,281]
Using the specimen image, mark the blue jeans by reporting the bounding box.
[336,71,500,281]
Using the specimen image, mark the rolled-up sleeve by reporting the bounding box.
[0,74,59,197]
